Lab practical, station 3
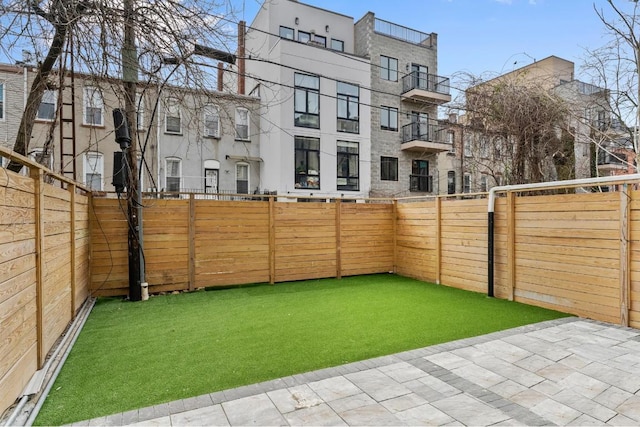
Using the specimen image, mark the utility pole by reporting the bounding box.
[123,0,142,301]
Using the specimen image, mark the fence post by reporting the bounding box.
[269,196,275,284]
[335,198,342,279]
[392,199,397,274]
[507,191,516,301]
[435,197,441,284]
[69,183,76,316]
[30,167,45,368]
[189,194,195,291]
[620,184,630,327]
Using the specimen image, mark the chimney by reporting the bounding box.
[217,62,224,92]
[238,20,246,96]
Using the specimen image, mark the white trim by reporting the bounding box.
[165,157,182,191]
[203,104,220,138]
[83,151,104,190]
[83,86,104,126]
[236,162,249,193]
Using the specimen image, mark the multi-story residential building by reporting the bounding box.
[241,0,372,199]
[0,64,260,195]
[237,0,451,199]
[439,56,611,194]
[354,13,451,197]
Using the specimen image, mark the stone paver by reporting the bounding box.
[69,318,640,426]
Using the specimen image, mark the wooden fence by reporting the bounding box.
[0,148,90,416]
[90,197,395,296]
[5,158,640,417]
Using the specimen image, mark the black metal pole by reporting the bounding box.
[487,211,494,297]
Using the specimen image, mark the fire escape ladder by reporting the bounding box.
[59,33,77,182]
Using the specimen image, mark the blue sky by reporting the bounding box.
[238,0,631,83]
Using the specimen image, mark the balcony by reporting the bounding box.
[597,151,629,172]
[401,71,451,104]
[401,122,452,153]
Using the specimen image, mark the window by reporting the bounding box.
[84,152,103,190]
[165,97,181,134]
[381,156,398,181]
[463,174,471,193]
[337,141,359,191]
[295,136,320,189]
[294,73,319,128]
[480,175,488,192]
[83,86,103,126]
[204,104,220,138]
[136,93,145,130]
[447,131,456,155]
[235,107,249,140]
[37,90,57,121]
[279,26,294,40]
[298,31,310,43]
[0,82,4,120]
[464,134,472,157]
[447,171,456,194]
[380,106,398,131]
[410,159,430,192]
[236,163,249,194]
[337,81,359,133]
[331,39,344,52]
[380,55,398,81]
[480,136,490,158]
[312,34,326,47]
[165,158,181,192]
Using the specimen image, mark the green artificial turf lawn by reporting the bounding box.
[35,274,569,425]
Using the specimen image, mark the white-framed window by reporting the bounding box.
[463,173,471,193]
[83,86,103,126]
[165,97,182,134]
[204,104,220,138]
[136,93,145,130]
[464,134,472,157]
[235,107,249,140]
[37,90,57,121]
[0,82,4,120]
[480,175,488,192]
[84,151,103,190]
[165,157,181,191]
[236,163,249,194]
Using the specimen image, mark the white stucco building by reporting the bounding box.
[241,0,372,199]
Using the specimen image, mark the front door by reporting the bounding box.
[411,64,428,90]
[204,168,218,194]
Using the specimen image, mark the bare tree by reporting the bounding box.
[582,0,640,171]
[462,77,569,185]
[0,0,238,172]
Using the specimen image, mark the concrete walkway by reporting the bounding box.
[73,318,640,426]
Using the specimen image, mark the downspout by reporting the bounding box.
[487,173,640,297]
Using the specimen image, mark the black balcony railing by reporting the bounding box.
[401,122,447,144]
[409,175,433,193]
[402,71,450,96]
[598,151,627,166]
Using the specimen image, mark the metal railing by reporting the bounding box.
[402,71,450,96]
[374,18,431,46]
[401,122,448,144]
[409,175,433,193]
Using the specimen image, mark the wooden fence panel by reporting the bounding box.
[395,201,438,282]
[89,197,129,296]
[0,171,38,416]
[274,202,337,282]
[74,193,91,311]
[195,200,270,287]
[143,199,190,292]
[439,198,487,293]
[512,192,621,323]
[42,185,73,356]
[340,203,394,277]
